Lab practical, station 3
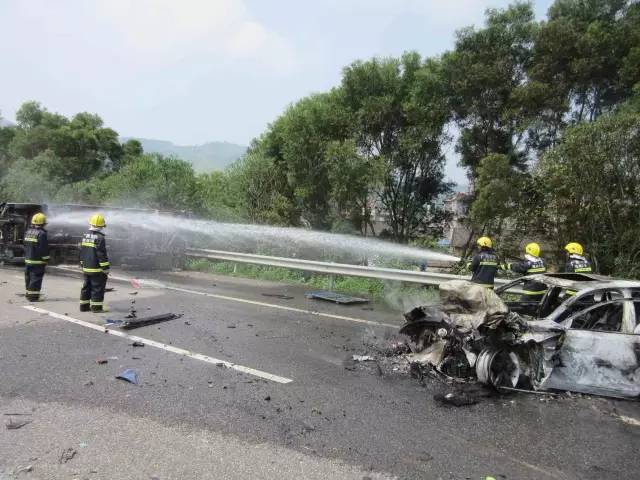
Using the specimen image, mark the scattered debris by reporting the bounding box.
[105,287,116,292]
[96,358,108,364]
[264,395,271,401]
[305,290,369,304]
[434,391,478,407]
[5,418,32,430]
[84,381,94,387]
[352,355,375,362]
[261,293,294,300]
[120,313,183,329]
[227,325,236,328]
[617,415,640,427]
[14,465,33,474]
[59,447,77,464]
[128,291,138,296]
[131,341,145,347]
[116,368,139,385]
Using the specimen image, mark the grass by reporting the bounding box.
[186,258,439,306]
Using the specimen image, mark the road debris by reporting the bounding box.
[305,290,369,304]
[14,465,33,474]
[121,313,183,329]
[352,355,375,362]
[116,368,139,385]
[261,293,294,300]
[5,417,32,429]
[96,358,108,364]
[131,341,145,347]
[59,447,77,464]
[616,415,640,427]
[434,391,478,407]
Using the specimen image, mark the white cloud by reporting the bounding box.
[95,0,295,72]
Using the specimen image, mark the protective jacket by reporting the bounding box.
[79,230,110,274]
[470,248,499,287]
[508,254,547,297]
[563,254,592,274]
[24,227,49,265]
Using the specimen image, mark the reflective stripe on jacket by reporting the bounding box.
[24,227,49,265]
[79,230,110,273]
[563,255,592,274]
[508,255,547,297]
[470,248,498,287]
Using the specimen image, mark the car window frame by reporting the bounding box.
[564,298,638,334]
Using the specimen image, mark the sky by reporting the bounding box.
[0,0,554,183]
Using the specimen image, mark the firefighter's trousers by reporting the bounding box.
[24,265,45,301]
[80,272,108,312]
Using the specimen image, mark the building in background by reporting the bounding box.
[443,191,472,255]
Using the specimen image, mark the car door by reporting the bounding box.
[540,299,640,399]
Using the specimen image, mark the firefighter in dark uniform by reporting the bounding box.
[79,214,110,312]
[23,213,50,301]
[469,236,499,288]
[505,242,547,301]
[562,242,593,273]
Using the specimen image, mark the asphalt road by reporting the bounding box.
[1,266,639,480]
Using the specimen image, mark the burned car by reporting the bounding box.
[401,274,640,400]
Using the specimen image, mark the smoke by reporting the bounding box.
[49,209,460,265]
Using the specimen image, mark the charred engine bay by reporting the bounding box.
[352,280,640,402]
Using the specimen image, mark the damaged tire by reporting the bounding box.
[476,349,521,388]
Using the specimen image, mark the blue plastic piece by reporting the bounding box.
[116,368,139,385]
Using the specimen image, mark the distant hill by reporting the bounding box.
[122,137,247,172]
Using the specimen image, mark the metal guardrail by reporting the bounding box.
[186,248,510,287]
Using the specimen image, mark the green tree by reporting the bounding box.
[442,2,538,176]
[340,53,451,242]
[95,154,198,210]
[525,0,640,149]
[0,150,63,202]
[325,139,383,235]
[535,106,640,275]
[262,91,350,229]
[227,149,297,225]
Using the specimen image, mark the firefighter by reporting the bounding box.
[23,213,50,301]
[563,242,593,273]
[79,214,110,313]
[504,242,548,301]
[469,236,499,288]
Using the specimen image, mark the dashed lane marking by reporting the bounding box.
[23,305,293,384]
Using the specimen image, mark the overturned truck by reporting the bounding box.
[401,274,640,400]
[0,202,186,269]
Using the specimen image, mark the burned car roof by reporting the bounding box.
[497,272,640,292]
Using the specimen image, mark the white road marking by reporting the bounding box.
[23,305,293,384]
[53,266,398,329]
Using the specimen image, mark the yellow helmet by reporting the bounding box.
[89,213,106,228]
[31,213,47,225]
[525,242,541,257]
[477,236,492,248]
[564,242,583,256]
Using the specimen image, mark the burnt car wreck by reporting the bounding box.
[401,274,640,400]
